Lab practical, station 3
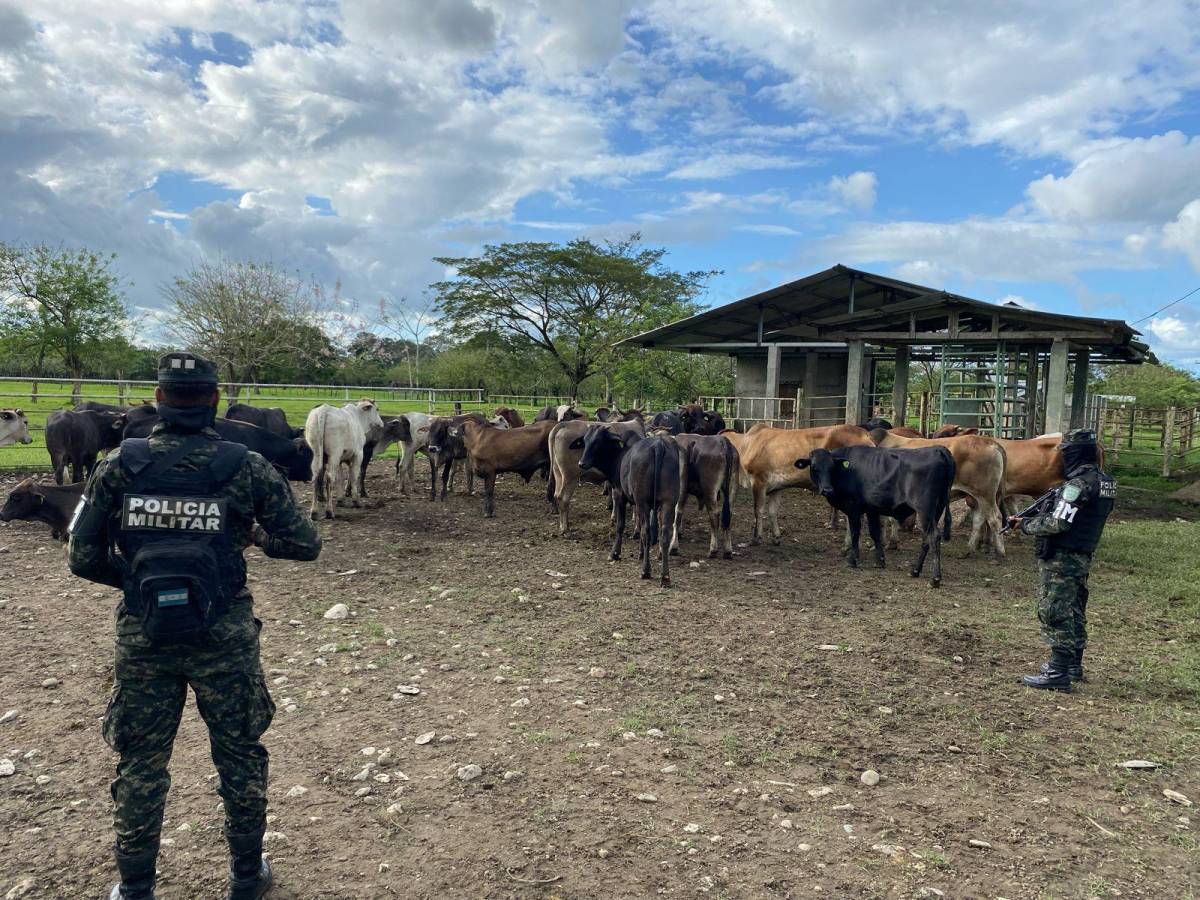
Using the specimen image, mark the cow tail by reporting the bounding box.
[720,437,736,530]
[942,448,955,540]
[649,439,664,546]
[308,411,326,499]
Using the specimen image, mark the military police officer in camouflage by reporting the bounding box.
[68,352,322,900]
[1011,428,1115,692]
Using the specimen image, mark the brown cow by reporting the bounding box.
[719,425,874,544]
[493,406,525,428]
[459,418,557,517]
[870,430,1008,555]
[1,479,85,540]
[930,424,979,438]
[670,433,739,558]
[548,419,647,534]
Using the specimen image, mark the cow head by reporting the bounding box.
[579,425,628,473]
[486,414,511,429]
[861,417,893,431]
[426,417,454,455]
[594,406,612,422]
[288,437,314,481]
[382,416,411,445]
[0,409,32,446]
[794,448,846,500]
[0,479,42,521]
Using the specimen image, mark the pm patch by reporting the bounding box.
[121,494,227,533]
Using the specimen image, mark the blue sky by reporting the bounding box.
[2,1,1199,368]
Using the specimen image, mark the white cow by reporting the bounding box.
[397,411,509,496]
[304,399,384,519]
[0,409,32,447]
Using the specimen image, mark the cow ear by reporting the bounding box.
[702,412,713,421]
[794,458,810,469]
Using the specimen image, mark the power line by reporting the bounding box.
[1130,285,1200,326]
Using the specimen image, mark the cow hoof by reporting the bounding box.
[610,554,621,562]
[909,568,920,578]
[669,547,680,557]
[723,551,733,560]
[875,559,885,569]
[847,559,858,568]
[324,511,334,520]
[708,549,718,558]
[931,577,942,588]
[660,578,672,588]
[350,500,362,508]
[641,571,651,580]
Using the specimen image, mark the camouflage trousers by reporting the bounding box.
[1037,549,1092,651]
[102,602,275,854]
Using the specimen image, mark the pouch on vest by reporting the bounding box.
[127,540,225,642]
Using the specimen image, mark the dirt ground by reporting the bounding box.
[0,465,1196,900]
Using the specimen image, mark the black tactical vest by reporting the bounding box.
[1047,465,1115,555]
[116,436,248,643]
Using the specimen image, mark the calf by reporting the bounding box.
[580,427,680,586]
[649,410,683,434]
[304,399,384,518]
[797,445,955,587]
[680,403,727,435]
[493,406,525,428]
[670,433,738,558]
[352,415,411,498]
[226,402,303,438]
[45,409,125,484]
[930,424,979,438]
[124,414,313,481]
[871,429,1008,556]
[425,413,485,500]
[1,479,85,540]
[0,409,32,447]
[458,418,556,517]
[548,419,644,534]
[720,424,874,544]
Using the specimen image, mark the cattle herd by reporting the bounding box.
[0,398,1080,589]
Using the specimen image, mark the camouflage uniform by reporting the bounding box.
[69,423,321,856]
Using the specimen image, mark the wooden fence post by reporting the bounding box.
[1163,406,1176,477]
[918,391,930,436]
[793,387,802,429]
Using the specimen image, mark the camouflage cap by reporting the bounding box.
[157,352,219,388]
[1058,428,1098,449]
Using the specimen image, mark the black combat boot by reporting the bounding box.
[108,846,157,900]
[1022,648,1074,692]
[226,828,272,900]
[1039,647,1086,682]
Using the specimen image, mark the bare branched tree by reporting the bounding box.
[376,293,440,387]
[164,259,328,400]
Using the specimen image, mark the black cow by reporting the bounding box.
[123,415,313,481]
[1,478,85,540]
[671,433,738,559]
[860,417,893,431]
[795,445,955,587]
[226,403,303,439]
[75,400,154,414]
[46,409,125,484]
[649,411,683,434]
[680,404,727,435]
[580,428,681,587]
[425,413,484,500]
[350,415,411,499]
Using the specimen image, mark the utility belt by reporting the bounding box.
[1035,538,1093,561]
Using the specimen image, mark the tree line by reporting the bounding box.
[2,237,1197,408]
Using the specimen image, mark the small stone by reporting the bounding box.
[0,710,18,724]
[636,793,658,803]
[953,655,963,663]
[41,678,60,689]
[683,823,701,833]
[286,786,308,798]
[597,848,610,858]
[589,667,607,678]
[503,770,523,781]
[263,831,286,843]
[272,675,289,686]
[4,878,36,898]
[645,728,664,738]
[860,769,880,786]
[796,843,812,852]
[807,786,833,798]
[350,765,373,782]
[457,764,483,782]
[919,889,945,898]
[511,697,530,708]
[374,773,391,783]
[831,803,854,811]
[415,731,435,745]
[323,603,349,620]
[779,819,793,829]
[842,824,854,834]
[177,823,192,832]
[660,765,678,774]
[1164,789,1192,806]
[0,759,14,777]
[947,745,962,753]
[968,839,992,849]
[1116,759,1158,769]
[354,786,372,797]
[877,706,893,715]
[713,694,726,702]
[386,803,403,815]
[362,747,376,756]
[816,644,840,651]
[689,561,701,568]
[35,775,51,785]
[395,685,420,695]
[379,862,391,873]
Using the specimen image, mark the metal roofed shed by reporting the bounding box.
[618,265,1150,435]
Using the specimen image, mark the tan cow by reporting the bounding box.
[720,424,873,544]
[459,418,557,517]
[871,430,1008,555]
[548,418,645,535]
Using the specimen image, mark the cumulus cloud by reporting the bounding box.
[1162,200,1200,271]
[1147,315,1200,354]
[828,171,876,212]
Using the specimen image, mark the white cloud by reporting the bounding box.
[1147,315,1200,354]
[666,152,808,180]
[1162,200,1200,272]
[828,171,876,213]
[1027,132,1200,224]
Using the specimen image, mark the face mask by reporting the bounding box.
[1061,442,1098,472]
[157,403,217,432]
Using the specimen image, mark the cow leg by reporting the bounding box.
[886,517,901,549]
[826,506,840,530]
[670,496,683,555]
[482,472,497,518]
[639,500,653,580]
[750,481,765,544]
[707,498,721,557]
[324,466,336,519]
[429,454,439,501]
[929,517,944,588]
[556,475,578,536]
[349,452,364,507]
[866,512,885,568]
[356,444,375,499]
[546,468,558,511]
[911,520,931,579]
[52,452,65,486]
[846,513,861,568]
[659,503,673,588]
[766,492,783,544]
[440,459,453,501]
[610,492,627,561]
[310,463,324,519]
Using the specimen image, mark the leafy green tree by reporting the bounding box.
[1094,362,1200,407]
[432,234,717,398]
[0,243,128,403]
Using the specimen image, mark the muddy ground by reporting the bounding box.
[0,466,1196,900]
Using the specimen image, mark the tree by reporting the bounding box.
[164,259,328,399]
[377,294,439,387]
[0,243,128,403]
[1094,362,1200,407]
[432,235,717,398]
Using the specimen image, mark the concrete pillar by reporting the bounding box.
[1069,350,1090,429]
[803,351,819,425]
[845,340,865,425]
[765,344,782,420]
[1025,349,1040,438]
[1044,339,1069,435]
[892,345,909,426]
